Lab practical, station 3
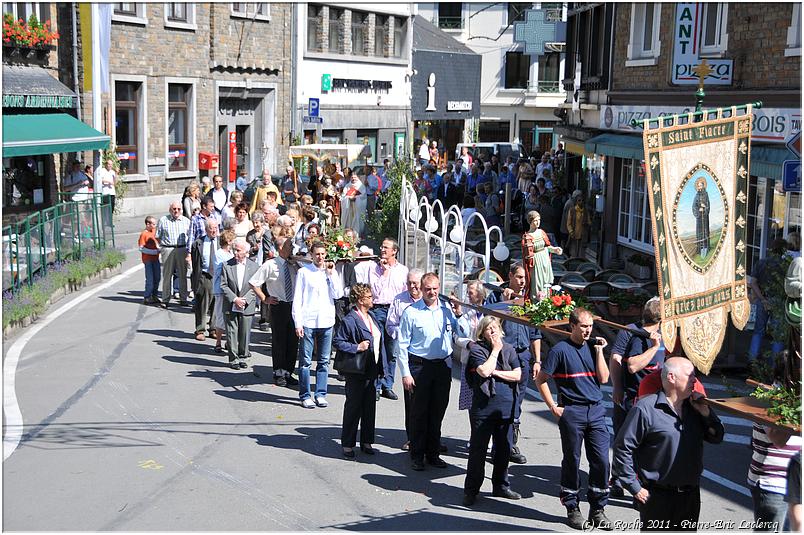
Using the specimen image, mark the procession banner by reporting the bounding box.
[642,106,753,374]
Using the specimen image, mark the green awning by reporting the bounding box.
[584,133,644,160]
[2,113,110,157]
[750,145,795,179]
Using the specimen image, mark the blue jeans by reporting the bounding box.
[750,484,788,531]
[749,304,785,361]
[143,260,161,298]
[298,326,333,401]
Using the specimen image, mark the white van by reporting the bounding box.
[454,142,526,164]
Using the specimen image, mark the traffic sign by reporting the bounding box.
[309,97,320,117]
[783,160,801,192]
[786,131,801,158]
[303,116,323,124]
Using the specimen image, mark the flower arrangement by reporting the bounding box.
[509,291,580,326]
[321,228,357,262]
[3,14,59,48]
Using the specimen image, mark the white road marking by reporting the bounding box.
[703,469,752,497]
[3,263,143,461]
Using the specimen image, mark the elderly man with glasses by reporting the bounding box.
[156,201,192,308]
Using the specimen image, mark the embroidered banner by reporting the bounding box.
[643,106,753,374]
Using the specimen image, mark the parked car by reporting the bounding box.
[454,142,526,164]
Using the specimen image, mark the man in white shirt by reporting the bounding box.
[292,241,344,408]
[250,237,300,387]
[536,153,553,181]
[205,174,229,215]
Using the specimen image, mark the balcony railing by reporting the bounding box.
[534,81,561,93]
[438,16,463,29]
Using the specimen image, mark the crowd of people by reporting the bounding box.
[133,153,800,532]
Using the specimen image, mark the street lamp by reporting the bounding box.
[456,211,509,301]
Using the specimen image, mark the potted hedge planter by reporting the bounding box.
[626,253,653,280]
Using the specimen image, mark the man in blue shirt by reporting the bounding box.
[535,307,613,531]
[467,164,483,195]
[485,263,542,465]
[398,272,467,471]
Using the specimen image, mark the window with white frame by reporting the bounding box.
[786,3,801,56]
[167,83,191,172]
[230,3,269,21]
[700,3,728,56]
[164,3,195,30]
[627,3,660,63]
[617,158,653,251]
[3,3,50,23]
[112,3,147,25]
[114,80,143,175]
[307,4,321,52]
[374,14,388,57]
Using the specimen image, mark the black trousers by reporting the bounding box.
[193,274,214,333]
[639,485,701,531]
[464,416,512,496]
[341,376,377,448]
[408,355,451,461]
[403,388,413,441]
[269,301,297,376]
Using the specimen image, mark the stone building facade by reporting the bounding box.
[88,3,291,202]
[555,2,801,272]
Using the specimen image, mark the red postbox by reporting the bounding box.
[228,131,237,182]
[198,152,219,171]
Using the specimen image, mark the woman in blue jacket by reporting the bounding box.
[332,283,386,459]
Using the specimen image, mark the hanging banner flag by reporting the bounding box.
[642,106,753,374]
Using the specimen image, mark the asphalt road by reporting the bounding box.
[2,218,756,531]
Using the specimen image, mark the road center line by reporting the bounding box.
[3,263,143,461]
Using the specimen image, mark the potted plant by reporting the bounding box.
[510,291,585,326]
[2,14,58,58]
[606,291,649,318]
[626,252,654,280]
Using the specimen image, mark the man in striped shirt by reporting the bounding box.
[535,308,612,531]
[748,423,803,531]
[156,201,191,308]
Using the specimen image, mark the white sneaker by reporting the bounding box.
[314,397,328,408]
[301,398,315,409]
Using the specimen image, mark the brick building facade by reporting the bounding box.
[91,3,291,201]
[556,2,801,273]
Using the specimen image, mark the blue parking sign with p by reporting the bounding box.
[309,98,320,117]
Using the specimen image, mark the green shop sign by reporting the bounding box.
[3,94,75,109]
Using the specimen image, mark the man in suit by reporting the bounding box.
[220,239,260,369]
[190,219,220,341]
[436,168,459,208]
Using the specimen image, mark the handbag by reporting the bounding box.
[334,349,369,375]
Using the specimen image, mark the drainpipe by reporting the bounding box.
[71,3,81,121]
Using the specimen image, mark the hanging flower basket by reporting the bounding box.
[3,13,59,52]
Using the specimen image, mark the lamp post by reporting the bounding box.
[451,212,509,301]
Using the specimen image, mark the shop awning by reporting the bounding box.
[751,145,795,179]
[584,133,644,160]
[2,113,110,157]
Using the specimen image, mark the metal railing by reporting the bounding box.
[437,16,463,29]
[3,193,115,292]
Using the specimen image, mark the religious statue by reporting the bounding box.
[693,176,711,259]
[522,210,562,301]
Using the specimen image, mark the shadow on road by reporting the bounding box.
[321,508,552,531]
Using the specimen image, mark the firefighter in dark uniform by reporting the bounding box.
[535,307,613,531]
[485,262,541,464]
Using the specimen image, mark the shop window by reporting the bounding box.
[112,3,147,25]
[700,3,728,56]
[321,130,342,144]
[504,51,530,89]
[351,11,368,56]
[168,84,190,172]
[438,2,462,30]
[3,3,50,23]
[537,52,560,92]
[114,80,142,175]
[479,121,511,143]
[626,3,660,65]
[786,4,801,56]
[393,16,407,58]
[508,3,533,24]
[3,155,48,208]
[328,8,343,53]
[307,4,321,52]
[230,3,269,21]
[164,3,195,30]
[374,14,388,57]
[617,158,653,252]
